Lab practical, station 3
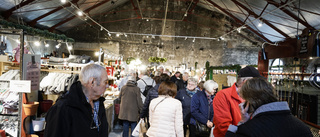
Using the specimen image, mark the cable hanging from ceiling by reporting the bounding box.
[56,0,298,42]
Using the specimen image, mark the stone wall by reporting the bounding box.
[66,0,263,68]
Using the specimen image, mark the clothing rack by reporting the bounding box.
[0,29,24,137]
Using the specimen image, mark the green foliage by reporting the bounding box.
[126,57,135,65]
[148,57,167,63]
[208,64,241,73]
[205,61,210,80]
[0,20,75,42]
[205,64,242,80]
[195,62,198,70]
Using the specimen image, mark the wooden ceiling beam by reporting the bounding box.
[231,0,290,38]
[28,0,80,27]
[2,0,37,19]
[267,0,315,29]
[49,0,111,32]
[206,0,272,43]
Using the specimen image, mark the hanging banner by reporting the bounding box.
[106,67,114,76]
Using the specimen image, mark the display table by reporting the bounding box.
[104,96,119,132]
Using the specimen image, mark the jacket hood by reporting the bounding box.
[252,101,290,118]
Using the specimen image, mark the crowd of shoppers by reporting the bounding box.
[44,64,313,137]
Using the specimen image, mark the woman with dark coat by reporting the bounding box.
[175,77,199,137]
[226,78,312,137]
[118,76,143,137]
[190,80,218,137]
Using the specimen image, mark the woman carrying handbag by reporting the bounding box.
[190,80,218,137]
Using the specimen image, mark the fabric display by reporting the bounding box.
[40,72,79,94]
[0,70,20,81]
[49,55,91,64]
[0,70,20,115]
[0,115,18,137]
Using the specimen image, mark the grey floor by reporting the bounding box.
[108,131,123,137]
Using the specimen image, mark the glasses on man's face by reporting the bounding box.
[188,83,196,87]
[90,115,101,130]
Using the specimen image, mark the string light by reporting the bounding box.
[60,0,66,3]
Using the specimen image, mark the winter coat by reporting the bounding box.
[140,84,160,118]
[190,90,214,125]
[147,96,184,137]
[118,82,143,122]
[175,89,196,125]
[225,102,313,137]
[137,75,156,103]
[213,83,244,137]
[44,81,108,137]
[176,79,187,91]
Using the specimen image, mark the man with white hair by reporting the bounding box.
[137,70,156,103]
[118,70,136,90]
[44,64,109,137]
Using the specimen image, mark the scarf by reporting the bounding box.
[186,89,197,97]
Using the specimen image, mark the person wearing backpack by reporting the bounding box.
[137,70,156,103]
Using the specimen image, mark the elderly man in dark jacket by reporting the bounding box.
[44,64,109,137]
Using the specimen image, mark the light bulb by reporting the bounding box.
[34,41,40,46]
[258,23,263,27]
[45,44,49,47]
[116,34,120,37]
[77,11,83,16]
[61,0,66,3]
[68,46,72,50]
[95,52,100,56]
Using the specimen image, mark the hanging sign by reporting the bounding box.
[9,80,31,93]
[299,36,308,54]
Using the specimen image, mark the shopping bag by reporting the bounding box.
[209,126,214,137]
[132,119,143,136]
[139,119,147,137]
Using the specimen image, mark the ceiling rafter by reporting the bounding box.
[236,0,297,22]
[130,0,141,18]
[231,0,289,38]
[48,0,111,32]
[29,0,80,27]
[206,0,272,43]
[13,6,58,14]
[267,0,314,29]
[2,0,36,19]
[188,0,200,14]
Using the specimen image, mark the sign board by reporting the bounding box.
[9,80,31,93]
[299,36,308,54]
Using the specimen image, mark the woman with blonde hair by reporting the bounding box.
[147,81,183,137]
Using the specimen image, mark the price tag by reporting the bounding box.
[9,80,31,93]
